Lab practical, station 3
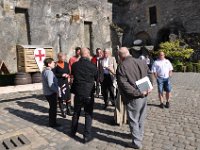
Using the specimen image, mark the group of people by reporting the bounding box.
[42,46,173,148]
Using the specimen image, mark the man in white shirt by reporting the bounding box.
[152,51,173,108]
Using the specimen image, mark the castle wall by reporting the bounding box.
[113,0,200,47]
[0,0,112,73]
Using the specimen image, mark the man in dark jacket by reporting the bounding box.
[70,48,97,143]
[116,47,152,149]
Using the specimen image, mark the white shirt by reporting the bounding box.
[152,59,173,78]
[146,57,150,65]
[102,57,109,74]
[96,57,100,68]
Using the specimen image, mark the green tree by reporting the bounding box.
[159,40,194,60]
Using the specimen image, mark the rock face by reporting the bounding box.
[113,0,200,47]
[0,0,112,73]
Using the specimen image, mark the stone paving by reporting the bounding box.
[0,73,200,150]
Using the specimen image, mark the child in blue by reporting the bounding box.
[42,58,60,127]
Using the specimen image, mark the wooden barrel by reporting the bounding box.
[32,72,42,83]
[15,72,32,85]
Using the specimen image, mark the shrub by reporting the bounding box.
[159,40,194,60]
[153,40,194,62]
[176,64,183,72]
[172,60,183,72]
[172,63,177,72]
[192,63,198,72]
[186,62,193,72]
[196,63,200,73]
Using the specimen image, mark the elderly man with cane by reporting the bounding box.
[116,47,152,149]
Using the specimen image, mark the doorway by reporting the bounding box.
[84,22,93,52]
[15,8,31,45]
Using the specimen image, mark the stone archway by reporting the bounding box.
[157,28,171,44]
[156,21,186,49]
[134,31,152,45]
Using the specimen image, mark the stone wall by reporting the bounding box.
[113,0,200,47]
[0,0,112,73]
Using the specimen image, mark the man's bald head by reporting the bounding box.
[159,51,165,60]
[118,47,130,60]
[81,48,90,58]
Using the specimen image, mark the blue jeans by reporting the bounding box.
[157,77,172,93]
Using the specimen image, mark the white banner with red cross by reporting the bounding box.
[34,48,46,72]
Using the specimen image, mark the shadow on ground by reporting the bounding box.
[5,100,130,147]
[147,103,161,108]
[0,94,45,103]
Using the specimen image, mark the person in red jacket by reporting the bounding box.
[91,48,104,97]
[91,48,103,65]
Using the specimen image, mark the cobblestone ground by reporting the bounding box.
[0,73,200,150]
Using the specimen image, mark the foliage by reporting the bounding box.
[157,40,194,60]
[172,60,183,72]
[192,63,200,73]
[196,63,200,73]
[110,23,124,33]
[152,39,197,72]
[186,62,193,72]
[173,59,183,66]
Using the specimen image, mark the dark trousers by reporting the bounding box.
[71,95,94,138]
[102,74,115,105]
[45,93,57,126]
[96,81,102,97]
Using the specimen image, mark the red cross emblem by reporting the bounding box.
[35,50,46,61]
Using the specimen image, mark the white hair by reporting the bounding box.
[104,49,110,52]
[118,47,130,57]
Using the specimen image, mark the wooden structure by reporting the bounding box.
[15,72,32,85]
[17,45,53,72]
